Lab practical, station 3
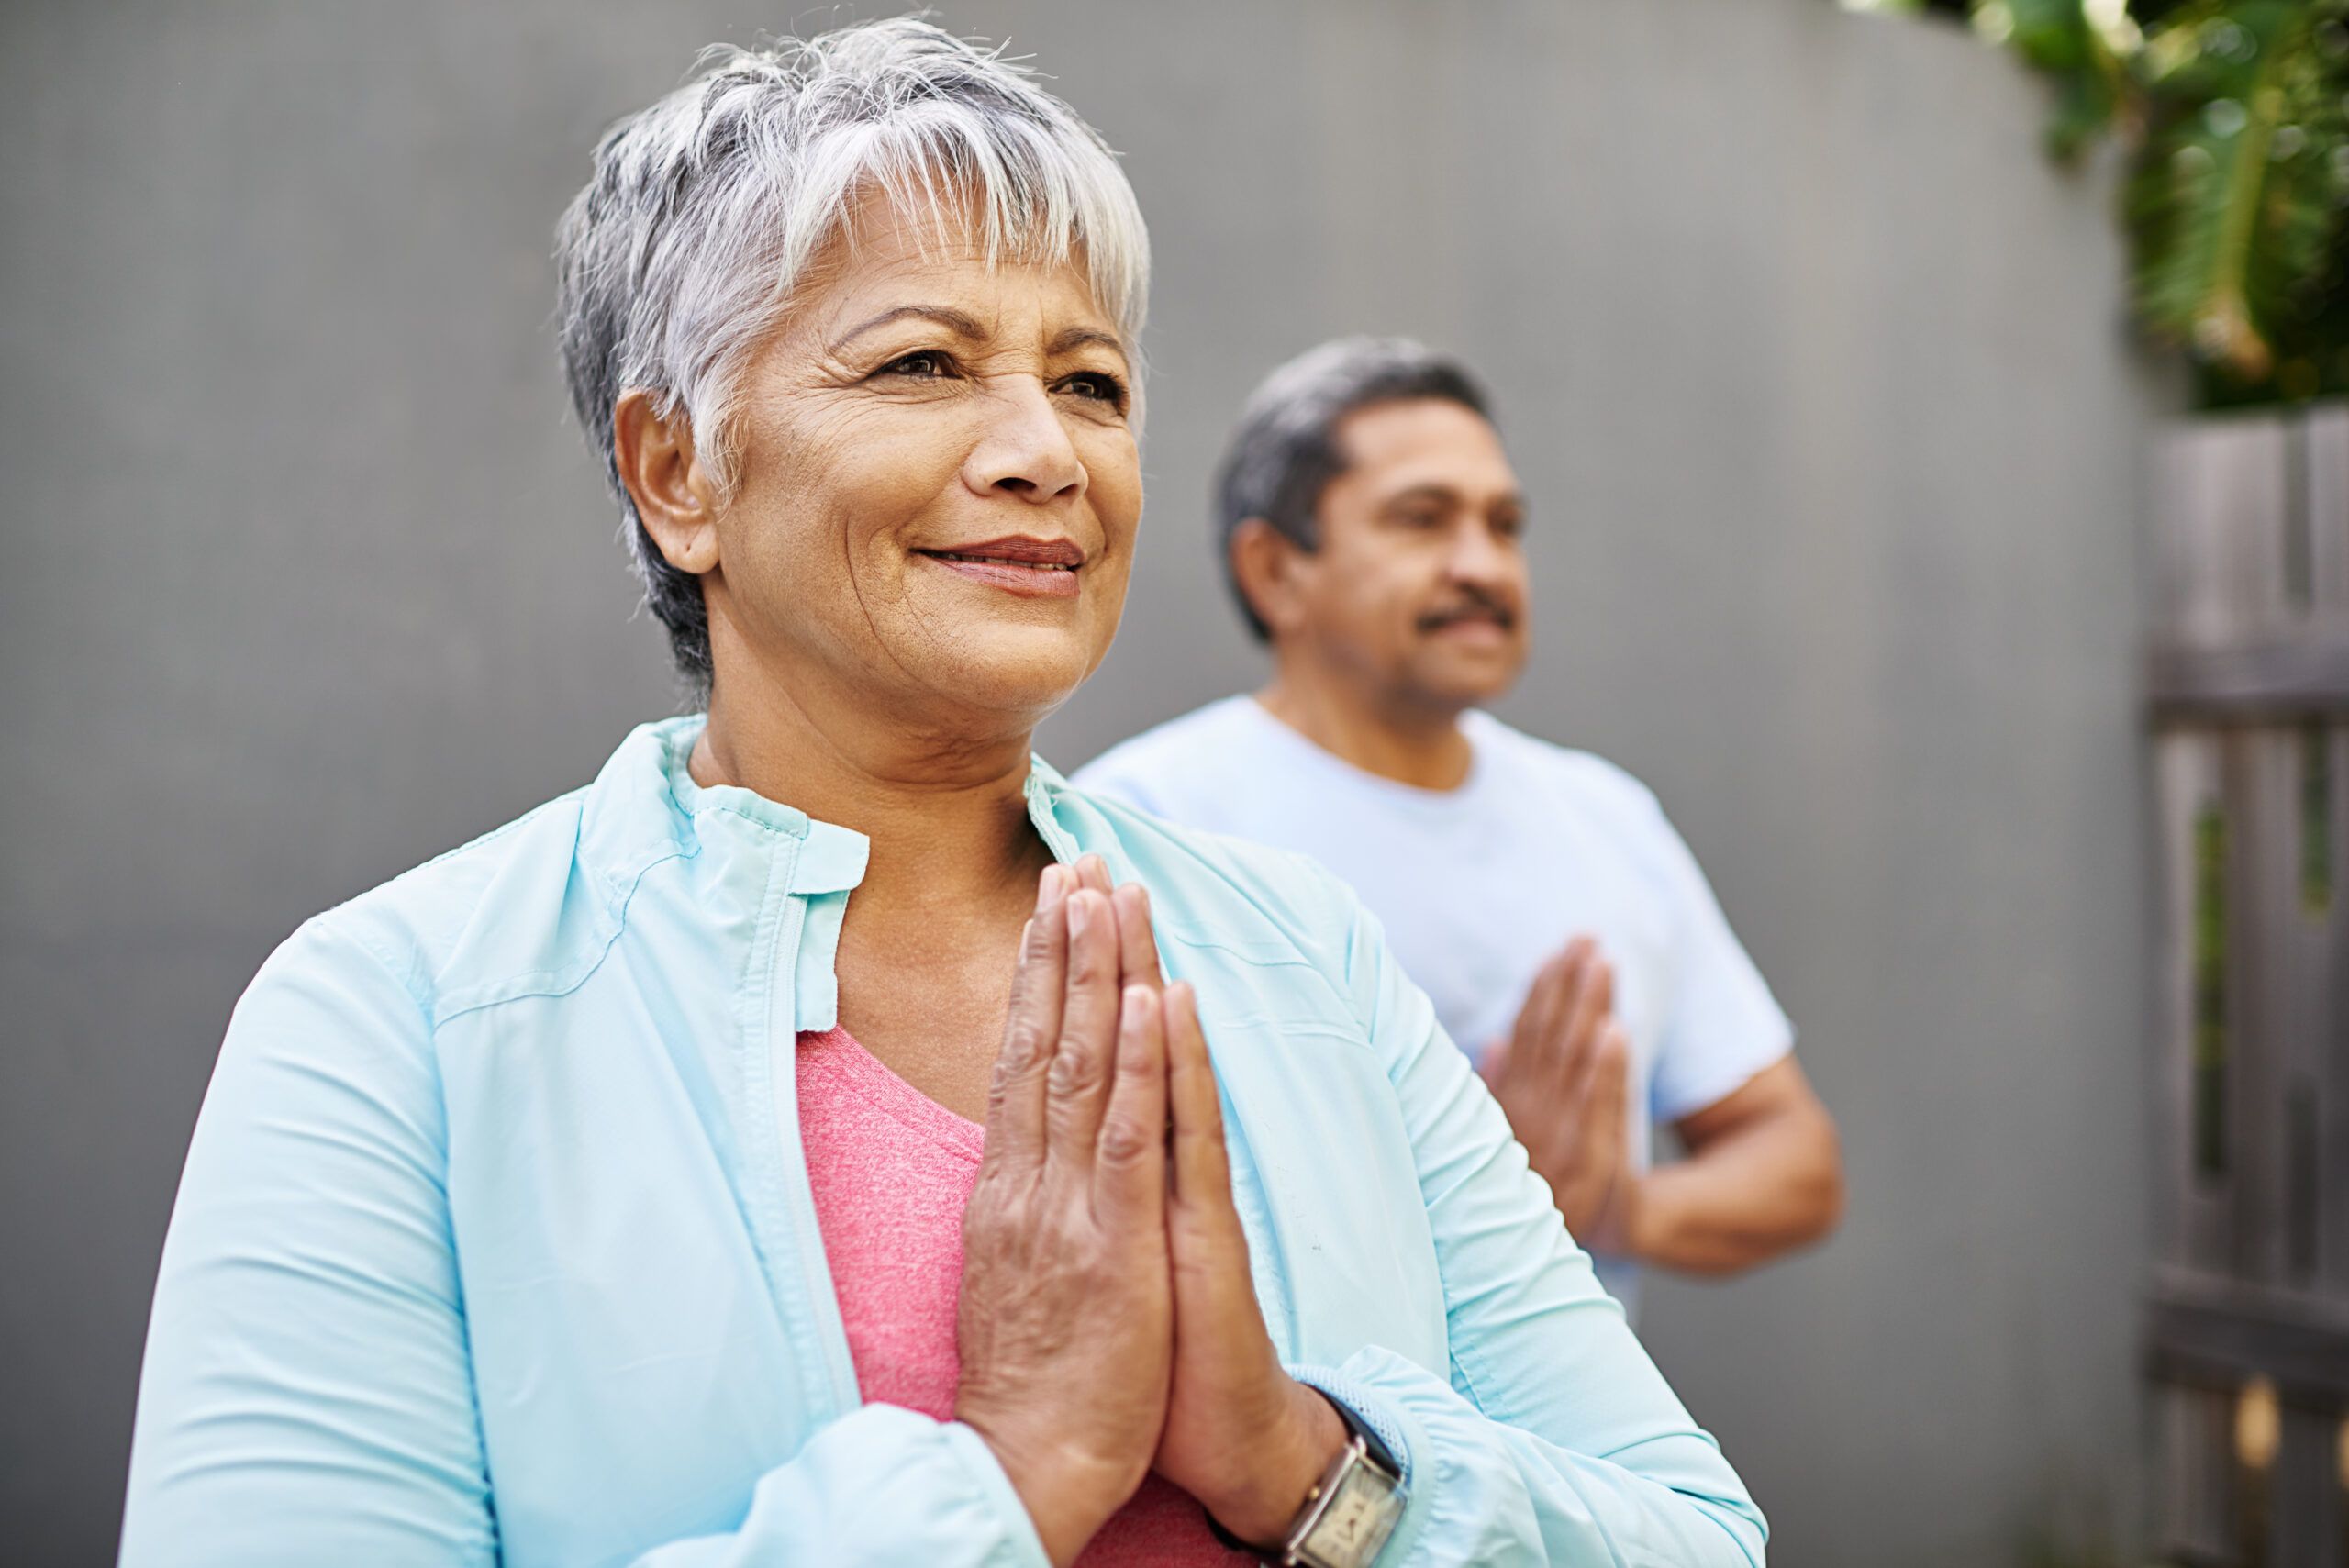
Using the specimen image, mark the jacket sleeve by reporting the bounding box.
[1319,896,1768,1568]
[118,917,1049,1568]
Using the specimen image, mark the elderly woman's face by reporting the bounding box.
[701,195,1141,731]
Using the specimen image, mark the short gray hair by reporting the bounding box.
[1213,337,1490,640]
[556,17,1151,693]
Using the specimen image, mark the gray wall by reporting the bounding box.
[0,3,2165,1562]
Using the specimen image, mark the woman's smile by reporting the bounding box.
[914,535,1086,599]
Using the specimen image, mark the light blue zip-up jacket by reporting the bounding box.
[120,717,1765,1568]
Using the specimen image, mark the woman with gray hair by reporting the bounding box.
[119,20,1765,1568]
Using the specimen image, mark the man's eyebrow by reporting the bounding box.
[829,305,987,353]
[1381,482,1524,510]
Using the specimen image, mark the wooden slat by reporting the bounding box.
[2235,732,2298,1287]
[2150,405,2349,721]
[2281,724,2343,1296]
[2310,405,2348,616]
[2323,726,2349,1301]
[2268,1396,2348,1568]
[2157,731,2234,1274]
[2154,416,2294,645]
[2148,632,2349,717]
[2157,1380,2239,1563]
[2147,1274,2349,1396]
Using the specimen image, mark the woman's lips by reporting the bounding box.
[917,549,1084,598]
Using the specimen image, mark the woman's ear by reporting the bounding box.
[1229,517,1306,640]
[614,389,720,574]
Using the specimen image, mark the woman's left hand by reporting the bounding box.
[1155,978,1349,1544]
[1065,858,1350,1546]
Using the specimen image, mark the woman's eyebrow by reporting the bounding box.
[1048,326,1128,365]
[829,304,987,354]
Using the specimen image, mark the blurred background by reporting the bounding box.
[4,2,2344,1563]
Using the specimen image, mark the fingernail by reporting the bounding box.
[1038,865,1063,910]
[1067,891,1092,937]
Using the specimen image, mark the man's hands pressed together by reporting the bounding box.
[953,858,1347,1567]
[1481,936,1636,1254]
[1481,934,1848,1276]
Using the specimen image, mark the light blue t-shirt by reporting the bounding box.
[1075,696,1794,1311]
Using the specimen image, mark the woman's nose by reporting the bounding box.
[964,379,1087,504]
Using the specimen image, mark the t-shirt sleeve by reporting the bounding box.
[1634,790,1796,1125]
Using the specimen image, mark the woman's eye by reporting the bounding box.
[1059,372,1128,407]
[881,350,953,379]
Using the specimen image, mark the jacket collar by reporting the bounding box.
[574,716,1089,1028]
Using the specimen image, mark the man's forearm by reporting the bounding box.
[1624,1104,1843,1276]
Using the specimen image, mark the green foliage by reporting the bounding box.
[2117,1,2349,405]
[1867,0,2349,406]
[2002,0,2130,150]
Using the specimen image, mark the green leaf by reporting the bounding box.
[2124,1,2349,384]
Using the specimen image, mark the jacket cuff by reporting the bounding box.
[941,1420,1053,1568]
[1286,1362,1414,1487]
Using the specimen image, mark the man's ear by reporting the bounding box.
[613,389,720,575]
[1230,517,1309,639]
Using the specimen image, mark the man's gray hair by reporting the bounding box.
[1212,337,1490,641]
[556,17,1151,693]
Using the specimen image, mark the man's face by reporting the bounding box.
[1280,398,1530,710]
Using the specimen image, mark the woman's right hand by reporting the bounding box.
[953,863,1174,1567]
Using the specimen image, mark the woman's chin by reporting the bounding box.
[904,632,1104,725]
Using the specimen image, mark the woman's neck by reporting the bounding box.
[692,675,1052,917]
[1257,663,1475,793]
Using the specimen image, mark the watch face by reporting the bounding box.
[1299,1458,1404,1568]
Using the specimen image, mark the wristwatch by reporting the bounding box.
[1206,1396,1408,1567]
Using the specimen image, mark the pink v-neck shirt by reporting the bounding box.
[796,1027,1248,1565]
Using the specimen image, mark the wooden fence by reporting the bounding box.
[2149,401,2349,1567]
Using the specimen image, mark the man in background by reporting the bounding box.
[1076,339,1843,1313]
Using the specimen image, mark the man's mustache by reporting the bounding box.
[1416,589,1519,633]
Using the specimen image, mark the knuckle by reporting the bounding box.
[1048,1041,1097,1094]
[962,1175,1008,1234]
[1097,1114,1152,1166]
[1000,1021,1050,1074]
